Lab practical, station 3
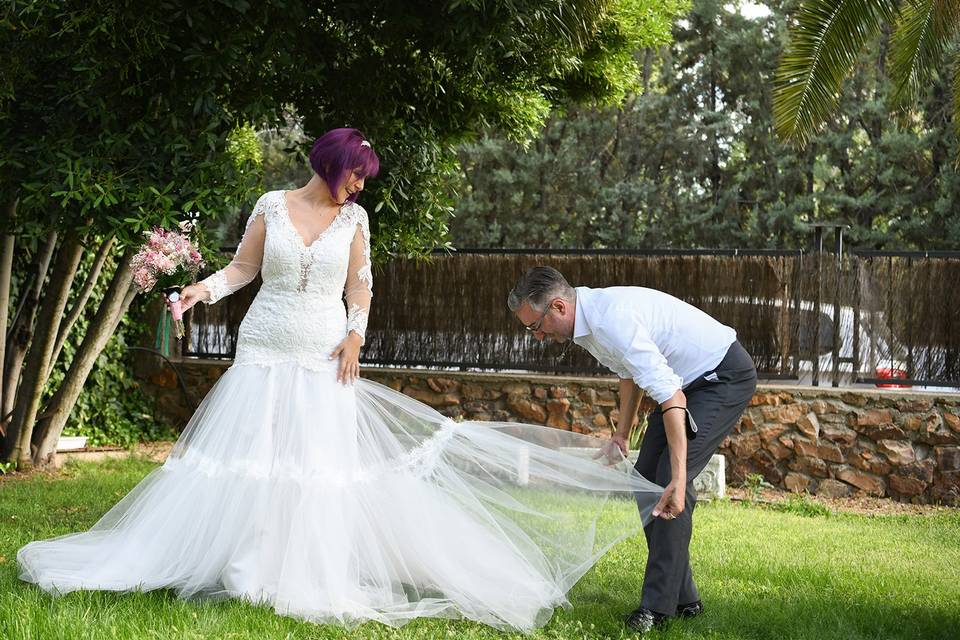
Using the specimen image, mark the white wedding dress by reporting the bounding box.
[18,190,662,631]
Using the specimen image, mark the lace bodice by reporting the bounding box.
[199,190,372,371]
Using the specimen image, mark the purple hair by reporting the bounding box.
[309,128,380,203]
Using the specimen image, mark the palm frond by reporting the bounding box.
[890,0,960,109]
[531,0,608,49]
[774,0,899,146]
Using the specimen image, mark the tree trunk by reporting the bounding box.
[0,201,15,436]
[641,48,654,95]
[32,253,136,468]
[708,40,722,216]
[5,235,84,467]
[47,235,116,377]
[1,229,57,438]
[599,96,634,184]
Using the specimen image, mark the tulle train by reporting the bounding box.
[18,362,662,631]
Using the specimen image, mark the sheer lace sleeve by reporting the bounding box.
[199,201,266,304]
[344,208,373,342]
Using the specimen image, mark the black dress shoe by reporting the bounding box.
[676,600,704,618]
[625,606,670,633]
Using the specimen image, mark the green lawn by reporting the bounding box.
[1,457,958,640]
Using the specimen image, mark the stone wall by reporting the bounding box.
[136,359,960,505]
[725,389,960,504]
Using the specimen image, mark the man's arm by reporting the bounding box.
[611,378,643,455]
[591,304,688,515]
[654,389,688,519]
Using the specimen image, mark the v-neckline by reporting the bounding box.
[281,190,345,250]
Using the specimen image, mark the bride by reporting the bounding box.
[18,128,662,632]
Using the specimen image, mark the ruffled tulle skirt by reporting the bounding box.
[18,362,662,631]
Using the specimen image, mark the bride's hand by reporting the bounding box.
[176,283,210,312]
[330,333,362,384]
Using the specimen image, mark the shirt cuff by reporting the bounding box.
[640,376,683,405]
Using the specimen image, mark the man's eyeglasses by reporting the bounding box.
[524,304,551,332]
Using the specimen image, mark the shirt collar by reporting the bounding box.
[573,287,591,340]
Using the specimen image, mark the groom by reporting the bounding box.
[508,266,757,634]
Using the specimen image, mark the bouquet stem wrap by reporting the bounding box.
[166,290,185,340]
[132,222,204,344]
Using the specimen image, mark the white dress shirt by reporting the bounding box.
[572,286,737,404]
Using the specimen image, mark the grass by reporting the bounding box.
[1,457,958,640]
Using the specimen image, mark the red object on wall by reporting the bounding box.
[876,367,911,389]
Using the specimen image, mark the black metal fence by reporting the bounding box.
[184,249,960,387]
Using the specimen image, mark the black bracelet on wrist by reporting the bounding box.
[661,405,698,440]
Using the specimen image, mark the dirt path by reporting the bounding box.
[725,485,955,516]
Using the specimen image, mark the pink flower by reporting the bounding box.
[133,269,157,292]
[157,256,176,274]
[132,224,203,294]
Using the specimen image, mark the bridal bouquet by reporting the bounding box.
[131,219,204,339]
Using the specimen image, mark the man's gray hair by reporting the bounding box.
[507,266,576,312]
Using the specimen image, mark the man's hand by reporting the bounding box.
[593,378,643,466]
[330,332,363,384]
[593,433,629,465]
[652,480,685,520]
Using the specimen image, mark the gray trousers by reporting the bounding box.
[634,341,757,615]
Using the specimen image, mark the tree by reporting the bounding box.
[773,0,960,148]
[454,0,814,248]
[1,0,680,468]
[451,0,960,250]
[264,0,691,258]
[1,1,268,468]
